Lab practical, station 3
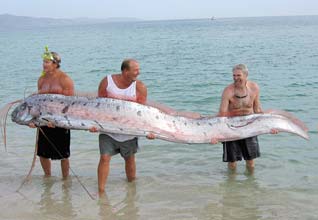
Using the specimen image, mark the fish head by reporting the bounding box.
[11,101,41,124]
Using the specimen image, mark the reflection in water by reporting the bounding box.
[98,183,139,220]
[202,170,263,220]
[39,177,76,219]
[219,170,261,220]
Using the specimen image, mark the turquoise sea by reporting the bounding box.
[0,16,318,220]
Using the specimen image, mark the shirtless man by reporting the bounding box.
[213,64,276,171]
[91,59,154,193]
[31,48,74,178]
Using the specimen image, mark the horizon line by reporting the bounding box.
[1,13,318,22]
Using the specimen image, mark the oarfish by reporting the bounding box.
[10,94,309,143]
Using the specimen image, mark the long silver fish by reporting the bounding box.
[11,94,309,143]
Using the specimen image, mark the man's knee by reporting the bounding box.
[246,160,255,168]
[228,162,237,170]
[124,155,135,163]
[99,154,111,164]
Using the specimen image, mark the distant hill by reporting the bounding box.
[0,14,142,29]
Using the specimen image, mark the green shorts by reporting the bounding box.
[99,134,139,158]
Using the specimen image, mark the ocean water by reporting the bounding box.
[0,16,318,220]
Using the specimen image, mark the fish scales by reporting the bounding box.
[11,94,309,143]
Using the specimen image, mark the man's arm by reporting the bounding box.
[136,80,147,104]
[252,84,278,134]
[136,80,156,139]
[37,76,44,93]
[218,88,230,117]
[98,77,108,98]
[89,77,108,132]
[210,88,230,144]
[61,75,74,96]
[252,84,262,113]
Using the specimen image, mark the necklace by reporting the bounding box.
[234,84,248,99]
[234,93,248,99]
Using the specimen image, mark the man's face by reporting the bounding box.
[42,59,56,73]
[126,61,140,81]
[233,69,247,86]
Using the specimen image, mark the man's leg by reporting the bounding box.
[124,155,136,182]
[98,154,111,193]
[245,159,255,173]
[40,156,51,176]
[61,158,70,179]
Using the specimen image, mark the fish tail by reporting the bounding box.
[266,109,308,132]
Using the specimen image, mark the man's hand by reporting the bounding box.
[270,128,279,134]
[89,126,98,132]
[47,121,55,128]
[28,122,36,128]
[210,137,219,145]
[146,132,156,140]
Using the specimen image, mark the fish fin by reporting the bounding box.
[0,99,23,151]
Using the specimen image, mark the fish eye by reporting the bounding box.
[20,103,27,111]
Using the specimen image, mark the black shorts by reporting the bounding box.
[222,136,260,162]
[37,126,71,160]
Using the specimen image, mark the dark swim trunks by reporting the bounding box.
[222,136,260,162]
[99,134,139,158]
[37,126,71,160]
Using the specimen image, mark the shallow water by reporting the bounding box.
[0,16,318,219]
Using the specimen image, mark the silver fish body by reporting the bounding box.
[11,94,309,143]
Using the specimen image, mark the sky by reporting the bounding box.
[1,0,318,20]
